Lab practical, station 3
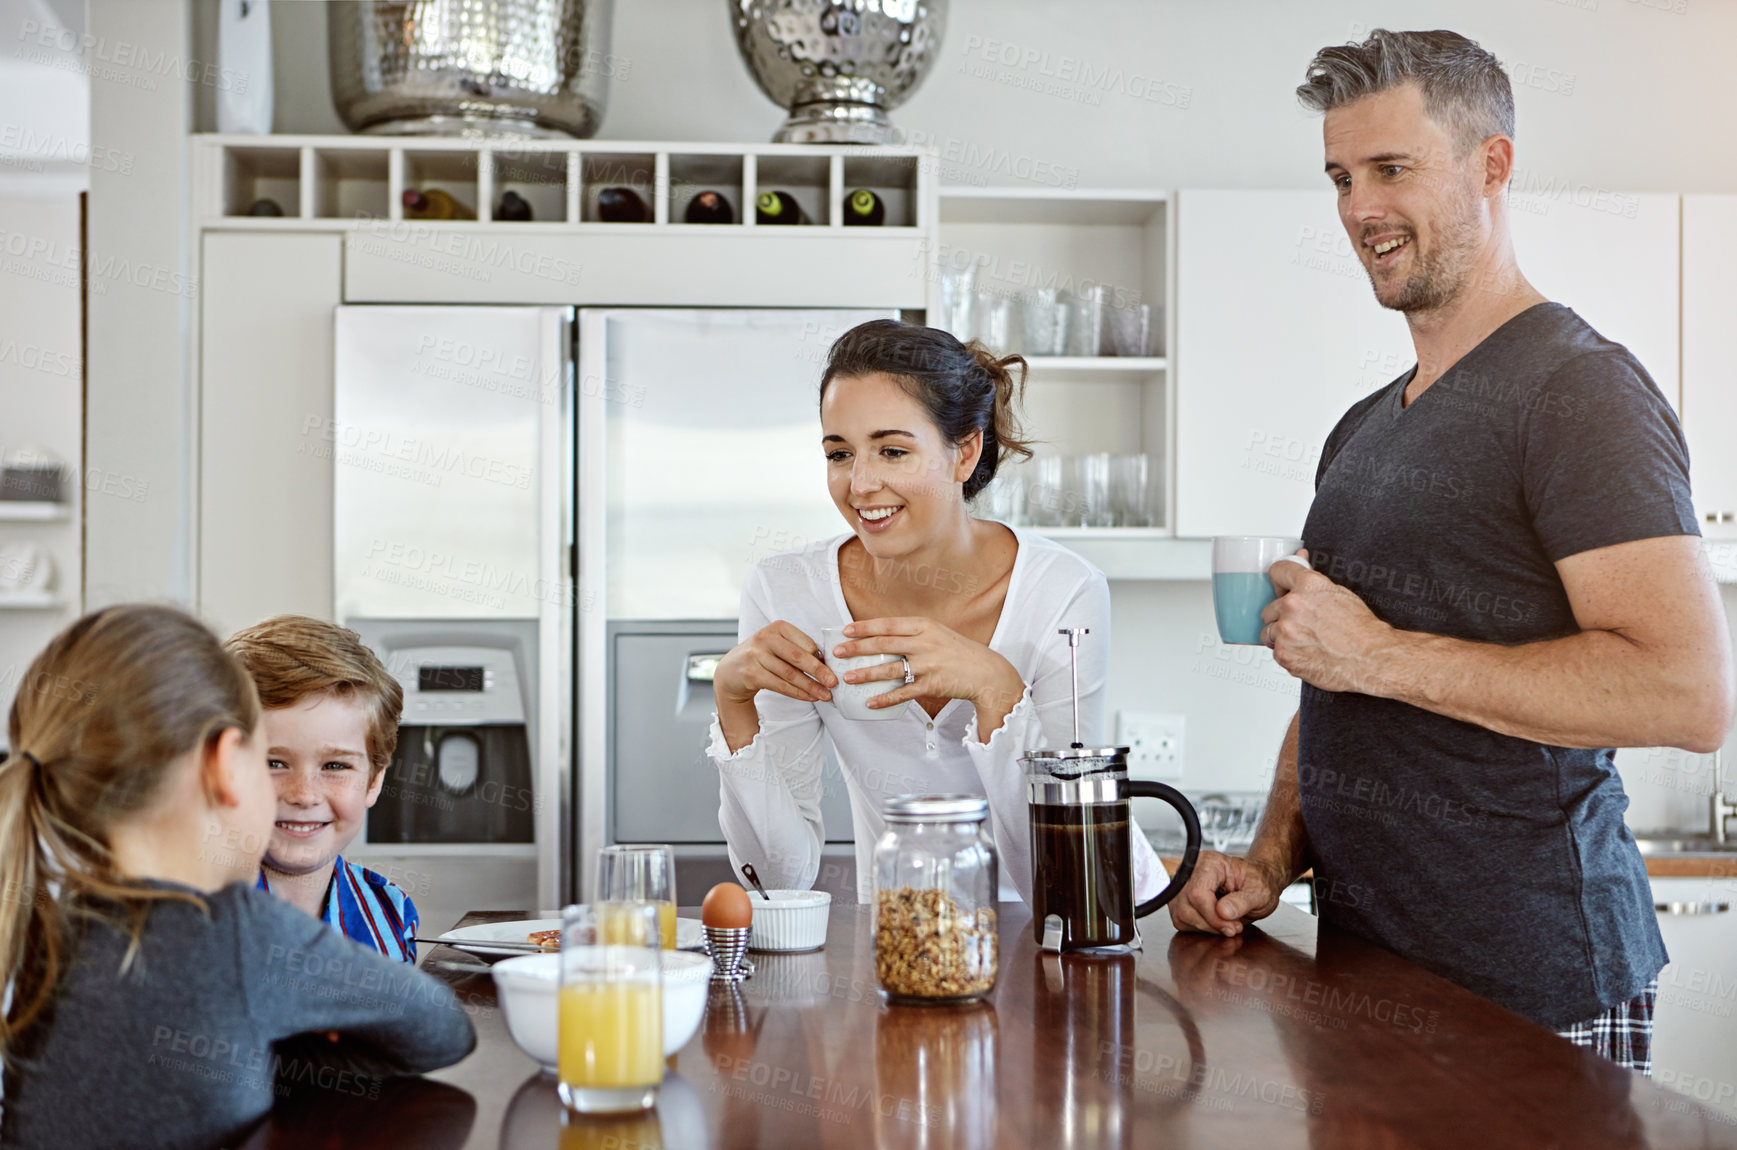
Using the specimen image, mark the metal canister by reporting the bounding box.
[328,0,617,138]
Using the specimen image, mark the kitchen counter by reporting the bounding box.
[244,902,1737,1148]
[1645,855,1737,876]
[1163,853,1737,879]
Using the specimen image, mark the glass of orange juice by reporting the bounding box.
[596,844,678,950]
[558,902,663,1115]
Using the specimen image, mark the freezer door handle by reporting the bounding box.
[686,653,728,682]
[1655,901,1731,915]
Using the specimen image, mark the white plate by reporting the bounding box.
[435,916,706,960]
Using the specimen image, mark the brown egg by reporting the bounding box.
[701,882,753,929]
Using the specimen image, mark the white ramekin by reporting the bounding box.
[748,889,832,952]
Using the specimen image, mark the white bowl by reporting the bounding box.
[491,950,712,1072]
[748,889,831,952]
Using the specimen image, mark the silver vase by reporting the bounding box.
[728,0,948,144]
[328,0,617,139]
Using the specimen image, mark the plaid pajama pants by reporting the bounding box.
[1556,979,1658,1075]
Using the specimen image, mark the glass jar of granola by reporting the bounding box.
[872,794,1000,1005]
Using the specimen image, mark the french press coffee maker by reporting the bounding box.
[1024,628,1202,952]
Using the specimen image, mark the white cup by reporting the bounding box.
[1211,536,1309,646]
[819,626,905,721]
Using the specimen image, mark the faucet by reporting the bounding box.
[1711,751,1737,844]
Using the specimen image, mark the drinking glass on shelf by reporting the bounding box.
[1018,288,1067,357]
[596,844,677,949]
[1063,285,1105,357]
[558,901,663,1115]
[1105,303,1151,358]
[938,264,977,340]
[1025,457,1066,527]
[975,290,1017,352]
[974,472,1026,526]
[1111,454,1159,527]
[1078,453,1113,528]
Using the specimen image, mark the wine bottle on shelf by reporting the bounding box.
[843,188,885,226]
[596,186,649,223]
[402,188,475,220]
[495,190,533,222]
[684,190,734,224]
[754,190,807,225]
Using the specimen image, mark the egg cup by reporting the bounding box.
[703,926,754,983]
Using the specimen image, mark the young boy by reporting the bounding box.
[225,615,419,962]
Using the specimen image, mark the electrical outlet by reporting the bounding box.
[1117,711,1185,780]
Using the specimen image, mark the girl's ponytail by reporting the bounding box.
[0,605,260,1058]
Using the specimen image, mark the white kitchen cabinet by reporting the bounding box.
[0,195,83,722]
[1507,191,1680,412]
[1682,196,1737,539]
[1173,188,1683,542]
[198,232,343,633]
[1173,189,1413,539]
[1650,876,1737,1117]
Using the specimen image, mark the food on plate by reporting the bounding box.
[528,929,561,951]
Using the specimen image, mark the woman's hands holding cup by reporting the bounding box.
[714,621,836,753]
[832,618,1026,733]
[714,621,836,708]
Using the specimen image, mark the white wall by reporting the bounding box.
[85,0,195,609]
[232,0,1737,194]
[0,195,83,726]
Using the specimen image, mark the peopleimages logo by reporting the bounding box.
[15,20,251,93]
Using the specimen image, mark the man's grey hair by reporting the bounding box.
[1297,29,1515,152]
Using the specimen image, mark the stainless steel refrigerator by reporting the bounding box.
[333,304,886,913]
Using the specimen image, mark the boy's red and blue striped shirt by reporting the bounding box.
[256,855,419,963]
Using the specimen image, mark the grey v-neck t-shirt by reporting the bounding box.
[1297,302,1694,1029]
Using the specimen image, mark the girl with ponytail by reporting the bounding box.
[710,319,1168,906]
[0,605,473,1149]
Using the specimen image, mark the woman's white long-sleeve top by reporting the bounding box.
[708,525,1166,905]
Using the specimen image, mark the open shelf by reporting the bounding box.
[487,145,571,224]
[402,150,481,221]
[0,502,70,522]
[669,153,744,227]
[753,153,831,227]
[313,148,389,220]
[939,187,1169,226]
[0,592,67,610]
[197,138,936,234]
[580,151,656,224]
[843,154,919,228]
[1023,356,1167,374]
[222,145,300,218]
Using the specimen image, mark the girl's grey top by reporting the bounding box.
[2,879,476,1149]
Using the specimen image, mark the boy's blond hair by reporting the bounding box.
[224,616,402,782]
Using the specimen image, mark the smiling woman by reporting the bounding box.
[707,319,1171,906]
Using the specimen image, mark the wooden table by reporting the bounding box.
[253,902,1737,1149]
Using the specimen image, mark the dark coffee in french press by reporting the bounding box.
[1023,629,1202,952]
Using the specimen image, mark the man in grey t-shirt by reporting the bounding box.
[1169,30,1734,1073]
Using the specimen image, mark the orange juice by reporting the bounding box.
[599,900,678,949]
[558,977,662,1090]
[655,901,676,950]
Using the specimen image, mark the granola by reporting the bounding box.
[874,886,998,999]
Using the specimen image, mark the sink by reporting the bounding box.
[1630,834,1737,856]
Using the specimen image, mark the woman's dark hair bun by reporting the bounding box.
[819,319,1033,501]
